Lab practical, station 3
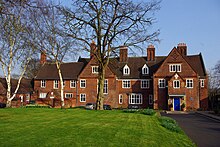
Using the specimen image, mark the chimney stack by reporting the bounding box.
[147,45,155,61]
[177,43,187,56]
[119,46,128,62]
[40,50,46,64]
[90,41,97,59]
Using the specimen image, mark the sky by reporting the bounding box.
[59,0,220,70]
[1,0,220,77]
[153,0,220,70]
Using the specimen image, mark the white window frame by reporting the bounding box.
[186,79,193,88]
[123,64,130,75]
[141,80,150,89]
[41,80,46,88]
[39,93,47,98]
[158,79,166,88]
[70,80,76,88]
[104,79,108,94]
[142,64,149,75]
[54,80,59,89]
[169,64,181,72]
[80,93,86,102]
[92,66,99,74]
[173,80,180,89]
[80,79,86,88]
[200,79,205,88]
[149,94,153,105]
[119,94,123,104]
[65,93,73,98]
[122,80,131,88]
[129,94,142,104]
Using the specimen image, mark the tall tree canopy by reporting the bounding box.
[61,0,160,110]
[32,1,77,108]
[0,0,38,106]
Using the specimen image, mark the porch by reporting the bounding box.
[168,95,186,111]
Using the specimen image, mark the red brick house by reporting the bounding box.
[34,62,84,107]
[153,43,208,111]
[0,78,33,107]
[33,43,208,111]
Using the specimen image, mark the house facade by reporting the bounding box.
[33,42,208,111]
[0,78,33,107]
[153,43,208,111]
[34,60,84,108]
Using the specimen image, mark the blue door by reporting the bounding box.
[174,98,180,111]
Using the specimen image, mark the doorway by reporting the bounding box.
[173,98,180,111]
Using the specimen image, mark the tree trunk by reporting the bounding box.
[56,62,65,108]
[6,99,12,107]
[96,65,105,110]
[5,57,30,108]
[6,75,11,108]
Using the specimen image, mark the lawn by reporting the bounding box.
[0,108,195,147]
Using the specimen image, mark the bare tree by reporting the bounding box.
[61,0,160,110]
[0,0,38,107]
[23,58,41,79]
[208,60,220,109]
[32,1,77,108]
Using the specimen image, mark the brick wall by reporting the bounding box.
[117,79,153,109]
[153,47,208,111]
[34,79,77,107]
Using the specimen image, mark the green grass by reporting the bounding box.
[0,108,195,147]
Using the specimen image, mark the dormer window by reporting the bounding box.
[123,64,130,75]
[142,64,149,75]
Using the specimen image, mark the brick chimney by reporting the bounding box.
[119,46,128,62]
[147,45,155,61]
[177,43,187,56]
[40,50,46,64]
[90,41,97,59]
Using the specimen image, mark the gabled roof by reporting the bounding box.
[35,62,84,80]
[78,56,165,79]
[42,46,206,80]
[154,47,207,78]
[185,54,207,77]
[109,56,166,79]
[0,78,33,94]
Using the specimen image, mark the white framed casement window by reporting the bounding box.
[142,64,149,75]
[200,79,205,88]
[158,79,166,88]
[169,64,181,72]
[123,64,130,75]
[54,80,59,89]
[173,80,180,88]
[70,80,76,88]
[186,79,193,88]
[41,80,46,88]
[141,80,150,89]
[92,66,99,74]
[129,94,142,104]
[119,94,123,104]
[80,93,86,102]
[39,93,47,98]
[65,93,73,98]
[103,79,108,94]
[122,80,131,88]
[80,79,86,88]
[149,94,153,105]
[96,79,108,94]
